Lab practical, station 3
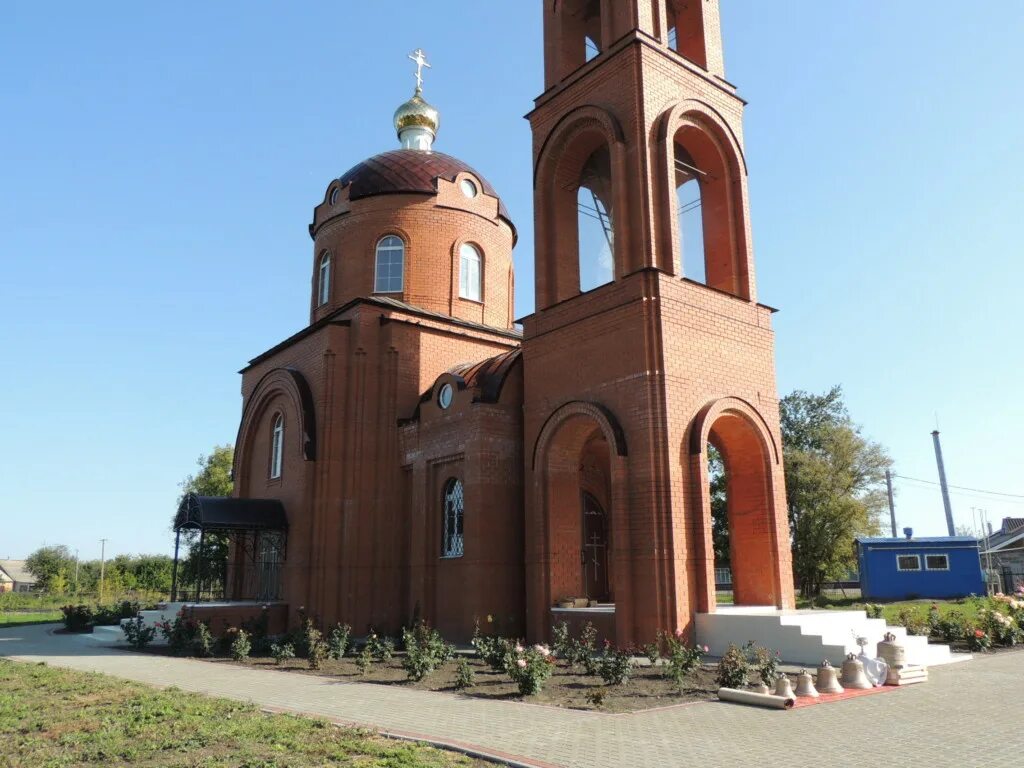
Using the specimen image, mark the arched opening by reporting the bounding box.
[441,478,465,559]
[665,0,708,69]
[674,143,706,284]
[544,417,613,605]
[671,119,747,298]
[577,145,615,292]
[704,411,779,607]
[269,413,284,479]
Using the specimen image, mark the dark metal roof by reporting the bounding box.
[175,494,288,533]
[448,348,522,404]
[336,149,515,239]
[857,537,979,546]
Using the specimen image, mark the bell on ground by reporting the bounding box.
[841,653,873,689]
[751,682,770,695]
[794,669,819,698]
[773,674,795,698]
[816,661,844,694]
[877,632,906,669]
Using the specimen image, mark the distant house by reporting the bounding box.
[981,518,1024,592]
[857,534,985,600]
[0,560,37,593]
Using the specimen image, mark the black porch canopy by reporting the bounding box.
[171,494,288,602]
[174,494,288,533]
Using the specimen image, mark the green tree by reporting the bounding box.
[708,446,729,567]
[781,387,890,597]
[25,545,74,592]
[174,446,234,599]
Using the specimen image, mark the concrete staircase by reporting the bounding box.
[696,606,971,667]
[91,603,187,645]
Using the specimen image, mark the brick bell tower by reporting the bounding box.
[522,0,795,646]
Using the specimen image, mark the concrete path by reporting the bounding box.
[1,623,1019,767]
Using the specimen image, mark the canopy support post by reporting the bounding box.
[196,528,206,602]
[171,529,181,602]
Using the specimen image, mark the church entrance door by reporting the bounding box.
[582,492,609,602]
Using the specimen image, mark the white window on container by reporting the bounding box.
[896,554,921,572]
[925,554,950,571]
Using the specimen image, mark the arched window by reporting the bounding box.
[675,143,706,284]
[270,414,284,479]
[375,235,405,293]
[317,252,331,307]
[577,146,615,292]
[441,478,464,558]
[459,243,482,302]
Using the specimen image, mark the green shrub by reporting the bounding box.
[241,611,271,655]
[749,644,781,687]
[471,624,515,673]
[157,613,200,655]
[863,603,884,619]
[454,657,474,690]
[895,607,929,636]
[549,621,598,674]
[327,623,352,660]
[355,645,373,674]
[642,642,661,665]
[659,630,706,689]
[120,616,155,649]
[506,643,556,696]
[192,622,215,658]
[60,605,93,632]
[271,642,296,665]
[401,622,454,682]
[715,643,751,689]
[596,645,634,686]
[967,628,992,652]
[92,601,141,627]
[230,629,252,661]
[934,610,968,643]
[365,630,394,663]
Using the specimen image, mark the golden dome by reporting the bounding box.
[394,90,440,139]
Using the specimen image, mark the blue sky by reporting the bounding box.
[2,3,1022,561]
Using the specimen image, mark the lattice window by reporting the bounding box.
[318,252,331,306]
[375,235,405,293]
[270,414,284,479]
[441,478,464,558]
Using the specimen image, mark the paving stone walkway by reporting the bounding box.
[1,623,1019,767]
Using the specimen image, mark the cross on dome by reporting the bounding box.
[408,48,431,94]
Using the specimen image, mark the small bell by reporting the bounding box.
[816,660,844,694]
[794,669,820,698]
[841,653,873,690]
[751,682,770,695]
[773,673,795,698]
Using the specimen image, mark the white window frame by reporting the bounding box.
[318,252,331,307]
[896,554,921,572]
[459,243,482,302]
[441,478,464,559]
[375,235,405,293]
[270,414,284,480]
[925,553,950,571]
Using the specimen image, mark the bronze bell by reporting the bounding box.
[751,682,770,695]
[773,674,795,699]
[794,668,820,698]
[876,632,906,669]
[841,653,873,689]
[816,660,844,694]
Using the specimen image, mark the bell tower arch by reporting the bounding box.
[523,0,794,647]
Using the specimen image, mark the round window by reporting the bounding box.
[460,178,478,199]
[438,382,454,410]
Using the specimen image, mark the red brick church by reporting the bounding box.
[183,0,796,646]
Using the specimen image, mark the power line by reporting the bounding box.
[893,473,1024,499]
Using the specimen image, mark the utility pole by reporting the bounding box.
[99,539,108,602]
[931,430,956,537]
[885,469,897,537]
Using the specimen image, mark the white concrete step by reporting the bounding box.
[696,608,969,668]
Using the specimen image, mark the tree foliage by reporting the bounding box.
[781,386,890,596]
[24,546,174,596]
[25,545,74,591]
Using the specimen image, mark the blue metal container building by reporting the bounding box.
[857,533,985,600]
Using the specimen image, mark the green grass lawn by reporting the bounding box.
[0,659,483,768]
[0,610,62,628]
